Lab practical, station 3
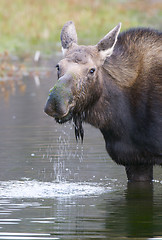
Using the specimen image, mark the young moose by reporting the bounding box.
[44,21,162,182]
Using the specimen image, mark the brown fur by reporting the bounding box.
[45,22,162,181]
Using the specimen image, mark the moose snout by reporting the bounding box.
[44,74,73,121]
[44,98,55,117]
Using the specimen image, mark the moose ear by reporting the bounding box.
[97,23,121,60]
[60,21,78,55]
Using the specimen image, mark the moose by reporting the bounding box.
[44,21,162,182]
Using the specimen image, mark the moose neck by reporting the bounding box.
[84,67,131,136]
[84,28,157,142]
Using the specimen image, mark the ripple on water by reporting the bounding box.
[0,180,110,199]
[0,232,59,239]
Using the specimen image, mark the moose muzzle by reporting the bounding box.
[44,73,74,123]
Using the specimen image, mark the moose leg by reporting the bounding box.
[125,165,153,182]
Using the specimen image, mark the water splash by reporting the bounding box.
[0,180,108,199]
[53,123,84,182]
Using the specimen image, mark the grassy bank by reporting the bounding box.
[0,0,161,55]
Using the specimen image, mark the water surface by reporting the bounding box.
[0,57,162,240]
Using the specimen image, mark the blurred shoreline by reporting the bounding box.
[0,0,161,55]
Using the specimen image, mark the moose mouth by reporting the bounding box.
[44,100,74,124]
[55,110,84,142]
[54,110,73,124]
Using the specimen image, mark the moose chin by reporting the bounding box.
[44,21,162,182]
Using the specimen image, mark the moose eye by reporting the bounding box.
[89,68,96,74]
[56,64,60,71]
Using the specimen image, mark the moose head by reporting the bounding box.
[44,21,121,140]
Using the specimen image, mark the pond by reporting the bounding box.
[0,56,162,240]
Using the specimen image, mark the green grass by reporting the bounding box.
[0,0,161,55]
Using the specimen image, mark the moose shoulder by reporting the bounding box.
[44,21,162,182]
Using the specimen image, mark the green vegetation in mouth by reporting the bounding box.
[0,0,161,55]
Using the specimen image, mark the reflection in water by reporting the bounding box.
[0,57,162,239]
[0,79,26,103]
[0,52,26,103]
[0,53,52,103]
[104,180,162,239]
[125,182,154,238]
